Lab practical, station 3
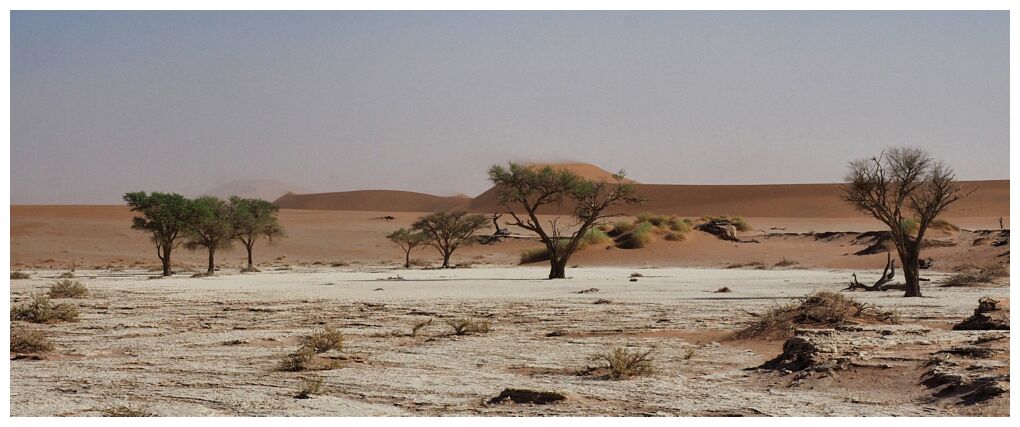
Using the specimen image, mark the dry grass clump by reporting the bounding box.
[617,222,655,249]
[446,318,491,335]
[11,271,30,280]
[57,271,75,279]
[294,375,323,399]
[101,406,155,417]
[726,261,766,269]
[773,257,799,268]
[930,219,960,231]
[11,326,54,354]
[279,346,341,372]
[943,263,1009,286]
[11,294,79,323]
[410,318,433,336]
[300,326,345,353]
[590,347,655,379]
[701,215,751,231]
[734,291,897,340]
[48,279,89,298]
[581,228,612,246]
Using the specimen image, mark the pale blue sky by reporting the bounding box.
[11,11,1009,204]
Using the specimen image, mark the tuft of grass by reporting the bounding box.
[101,406,155,417]
[445,318,491,336]
[410,318,433,336]
[773,258,799,268]
[57,271,75,279]
[636,212,669,227]
[11,271,30,280]
[701,215,751,231]
[11,326,54,354]
[581,228,612,246]
[943,263,1009,286]
[667,216,694,233]
[590,347,655,379]
[279,346,341,372]
[10,294,79,323]
[48,279,88,298]
[682,347,697,360]
[609,221,635,236]
[300,326,345,353]
[734,291,897,340]
[295,375,323,399]
[930,219,960,231]
[617,222,654,249]
[899,218,920,235]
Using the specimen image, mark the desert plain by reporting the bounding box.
[8,164,1011,416]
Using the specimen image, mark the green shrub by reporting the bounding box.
[636,212,669,227]
[617,222,655,249]
[11,294,79,323]
[899,218,919,235]
[667,216,693,233]
[581,228,612,246]
[48,279,88,298]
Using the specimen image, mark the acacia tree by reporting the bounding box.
[184,196,235,275]
[843,147,968,297]
[488,163,642,279]
[412,211,488,268]
[229,196,285,272]
[124,191,195,276]
[387,228,427,269]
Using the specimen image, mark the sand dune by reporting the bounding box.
[274,190,470,212]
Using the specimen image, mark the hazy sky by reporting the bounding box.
[11,11,1009,204]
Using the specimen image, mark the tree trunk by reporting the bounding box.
[161,247,172,276]
[548,259,567,279]
[405,250,411,269]
[900,250,922,297]
[442,252,451,268]
[207,248,216,275]
[245,244,254,271]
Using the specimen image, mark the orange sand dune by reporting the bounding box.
[274,190,470,212]
[466,180,1008,218]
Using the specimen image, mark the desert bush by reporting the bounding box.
[101,406,155,417]
[590,347,655,379]
[581,228,612,246]
[446,318,491,336]
[943,263,1009,286]
[617,222,654,249]
[773,257,799,268]
[636,212,669,227]
[930,219,960,231]
[279,346,340,372]
[609,221,635,236]
[667,216,694,233]
[10,271,30,280]
[48,279,88,298]
[300,326,345,353]
[734,291,896,340]
[295,375,323,399]
[410,318,433,336]
[11,326,54,354]
[11,294,79,323]
[899,218,919,235]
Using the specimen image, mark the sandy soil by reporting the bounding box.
[9,205,1010,273]
[9,266,1009,416]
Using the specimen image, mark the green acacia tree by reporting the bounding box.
[412,211,489,268]
[387,228,427,269]
[229,196,285,272]
[124,192,195,276]
[488,163,642,279]
[184,196,235,275]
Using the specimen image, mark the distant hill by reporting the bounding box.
[203,179,312,202]
[274,190,471,212]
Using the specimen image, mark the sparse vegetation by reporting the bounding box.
[590,347,655,379]
[11,294,79,323]
[410,318,433,336]
[734,291,897,340]
[11,326,54,354]
[930,218,960,231]
[413,211,489,268]
[124,191,196,276]
[726,261,766,269]
[700,215,751,232]
[445,318,491,335]
[48,279,88,298]
[11,271,30,280]
[617,221,654,249]
[581,227,612,246]
[279,346,340,372]
[295,375,323,399]
[299,326,345,353]
[57,271,75,279]
[943,263,1009,286]
[229,196,286,272]
[387,228,428,269]
[773,257,799,268]
[101,406,155,417]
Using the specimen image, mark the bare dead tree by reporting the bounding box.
[845,253,897,291]
[842,147,969,297]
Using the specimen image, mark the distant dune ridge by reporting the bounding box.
[203,179,312,201]
[273,162,1008,218]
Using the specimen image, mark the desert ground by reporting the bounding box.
[9,266,1009,416]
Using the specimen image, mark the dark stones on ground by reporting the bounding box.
[487,388,566,405]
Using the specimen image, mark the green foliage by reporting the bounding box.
[667,216,693,233]
[184,196,234,273]
[617,221,654,249]
[412,211,489,268]
[124,191,195,275]
[48,279,88,298]
[11,294,79,323]
[387,228,428,268]
[899,218,920,235]
[581,228,611,246]
[229,196,285,269]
